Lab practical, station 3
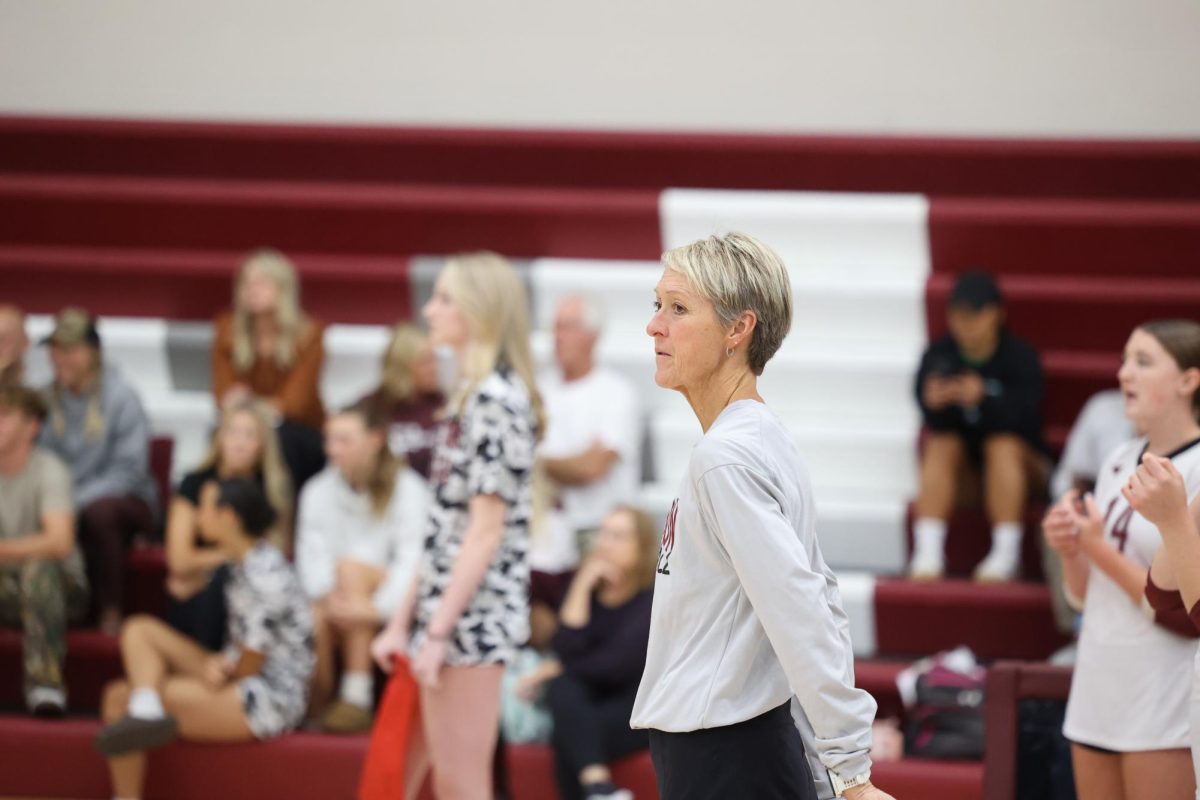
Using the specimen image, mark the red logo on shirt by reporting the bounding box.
[657,499,678,575]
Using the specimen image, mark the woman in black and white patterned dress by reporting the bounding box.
[373,252,543,800]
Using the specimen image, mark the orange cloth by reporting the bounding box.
[359,658,421,800]
[211,312,326,429]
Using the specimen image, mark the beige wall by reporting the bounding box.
[1,0,1198,138]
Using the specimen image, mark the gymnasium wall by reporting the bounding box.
[1,0,1198,138]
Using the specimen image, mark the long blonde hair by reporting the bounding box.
[441,252,545,439]
[231,249,312,372]
[197,399,295,553]
[378,324,427,405]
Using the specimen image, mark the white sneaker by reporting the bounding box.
[27,686,66,717]
[974,549,1020,582]
[907,550,945,581]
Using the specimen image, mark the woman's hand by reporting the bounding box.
[575,554,620,591]
[514,659,564,703]
[844,784,896,800]
[165,572,208,602]
[326,593,381,632]
[411,636,449,689]
[202,654,235,689]
[370,624,409,674]
[1043,490,1082,557]
[1066,493,1106,554]
[1124,453,1190,529]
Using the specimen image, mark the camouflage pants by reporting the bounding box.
[0,560,89,698]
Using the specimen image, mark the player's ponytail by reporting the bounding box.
[1139,319,1200,423]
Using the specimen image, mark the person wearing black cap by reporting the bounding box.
[909,271,1047,582]
[39,308,158,634]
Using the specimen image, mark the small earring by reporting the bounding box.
[726,347,734,357]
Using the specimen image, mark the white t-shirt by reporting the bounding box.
[630,400,875,795]
[1063,436,1200,751]
[539,367,640,531]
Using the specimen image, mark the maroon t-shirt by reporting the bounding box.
[362,390,443,480]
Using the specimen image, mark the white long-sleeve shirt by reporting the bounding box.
[295,465,430,617]
[631,400,876,798]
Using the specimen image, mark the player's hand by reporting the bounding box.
[1066,493,1106,553]
[1043,490,1082,557]
[843,782,896,800]
[1123,453,1190,529]
[411,636,449,690]
[370,624,409,674]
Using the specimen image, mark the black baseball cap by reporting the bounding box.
[948,271,1003,311]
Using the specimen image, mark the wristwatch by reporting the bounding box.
[829,769,871,796]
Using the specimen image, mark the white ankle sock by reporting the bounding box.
[340,671,374,709]
[127,687,165,720]
[990,522,1024,558]
[913,518,947,558]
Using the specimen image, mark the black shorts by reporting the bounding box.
[649,702,817,800]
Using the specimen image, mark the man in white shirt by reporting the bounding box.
[537,295,641,567]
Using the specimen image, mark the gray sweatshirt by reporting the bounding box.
[630,400,875,797]
[39,365,158,515]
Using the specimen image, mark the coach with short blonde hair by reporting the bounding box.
[631,233,892,800]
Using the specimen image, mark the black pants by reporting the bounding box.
[77,495,155,616]
[649,702,817,800]
[547,674,648,800]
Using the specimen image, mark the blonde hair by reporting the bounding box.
[336,401,404,518]
[663,232,793,376]
[198,399,295,553]
[441,252,545,438]
[231,249,311,372]
[378,324,428,405]
[47,347,105,442]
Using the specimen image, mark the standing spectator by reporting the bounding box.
[909,271,1047,582]
[297,401,429,733]
[40,308,157,635]
[515,506,657,800]
[164,400,292,651]
[1045,320,1200,799]
[372,252,543,800]
[0,305,50,388]
[212,249,327,490]
[0,385,89,716]
[95,479,315,800]
[359,323,444,481]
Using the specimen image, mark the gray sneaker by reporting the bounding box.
[94,715,179,757]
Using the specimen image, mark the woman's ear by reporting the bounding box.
[1180,366,1200,398]
[729,311,758,350]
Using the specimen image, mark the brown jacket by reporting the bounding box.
[211,313,326,429]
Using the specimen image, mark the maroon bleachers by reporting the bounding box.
[0,174,662,260]
[0,245,414,324]
[873,578,1069,661]
[2,116,1198,199]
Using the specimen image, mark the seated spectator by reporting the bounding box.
[359,323,444,481]
[39,308,157,634]
[296,401,429,733]
[212,249,327,490]
[533,296,640,643]
[908,272,1047,582]
[95,479,315,800]
[0,385,89,716]
[515,506,656,800]
[164,400,293,651]
[0,305,50,388]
